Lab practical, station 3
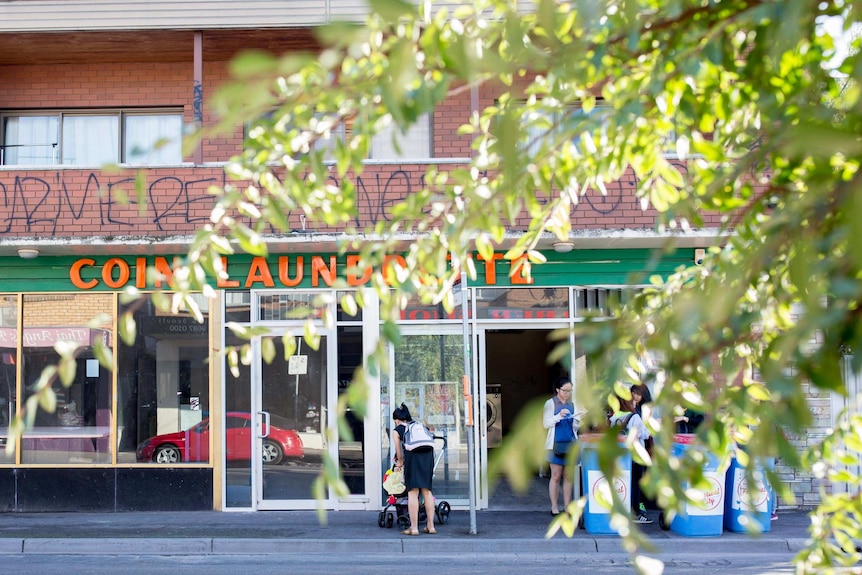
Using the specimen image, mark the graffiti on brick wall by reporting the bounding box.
[193,81,204,125]
[0,163,696,235]
[0,172,221,234]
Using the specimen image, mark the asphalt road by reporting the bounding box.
[0,551,801,575]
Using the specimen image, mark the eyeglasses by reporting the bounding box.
[559,387,572,393]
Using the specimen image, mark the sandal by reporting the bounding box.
[401,529,419,536]
[421,527,437,534]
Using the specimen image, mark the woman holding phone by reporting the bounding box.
[542,376,582,516]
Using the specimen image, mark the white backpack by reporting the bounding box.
[403,421,436,451]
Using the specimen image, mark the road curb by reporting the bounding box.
[0,539,22,554]
[214,538,403,555]
[786,538,812,553]
[0,536,807,555]
[20,538,212,555]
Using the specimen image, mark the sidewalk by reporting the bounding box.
[0,508,812,556]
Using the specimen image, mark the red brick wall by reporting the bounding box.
[0,58,732,239]
[0,163,728,237]
[0,62,190,112]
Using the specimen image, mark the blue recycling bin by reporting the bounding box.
[667,434,726,537]
[580,434,632,535]
[724,453,773,533]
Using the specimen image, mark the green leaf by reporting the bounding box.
[746,383,771,401]
[369,0,416,21]
[38,385,56,413]
[58,356,77,387]
[232,224,268,257]
[118,312,137,347]
[93,340,115,373]
[261,337,276,365]
[229,50,279,78]
[281,334,298,359]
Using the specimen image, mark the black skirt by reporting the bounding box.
[404,446,434,490]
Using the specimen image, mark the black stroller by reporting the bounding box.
[377,434,451,529]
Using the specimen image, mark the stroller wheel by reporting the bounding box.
[377,511,386,528]
[397,515,410,530]
[386,512,394,528]
[436,501,451,524]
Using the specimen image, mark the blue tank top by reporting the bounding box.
[553,398,575,443]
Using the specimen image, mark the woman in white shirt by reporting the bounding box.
[542,376,582,516]
[609,389,652,524]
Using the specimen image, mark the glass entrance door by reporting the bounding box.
[255,332,336,509]
[383,329,474,508]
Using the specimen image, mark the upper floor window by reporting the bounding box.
[523,100,612,156]
[1,110,183,166]
[369,114,432,160]
[247,111,433,162]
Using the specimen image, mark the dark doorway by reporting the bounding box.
[484,329,567,510]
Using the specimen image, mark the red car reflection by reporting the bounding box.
[136,411,304,464]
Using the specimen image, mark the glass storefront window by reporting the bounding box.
[20,293,113,464]
[337,324,364,494]
[259,333,327,502]
[336,290,363,322]
[259,293,327,321]
[383,333,468,502]
[0,296,17,464]
[117,294,210,464]
[574,287,637,317]
[225,327,252,507]
[475,287,569,320]
[398,293,472,322]
[225,290,251,324]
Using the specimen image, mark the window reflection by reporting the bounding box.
[225,327,252,507]
[386,334,463,501]
[475,287,569,319]
[0,296,16,463]
[337,324,364,494]
[398,292,472,321]
[117,294,210,464]
[21,293,113,464]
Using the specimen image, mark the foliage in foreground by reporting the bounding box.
[20,0,862,572]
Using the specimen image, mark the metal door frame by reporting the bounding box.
[834,354,861,494]
[250,293,339,510]
[387,324,477,509]
[476,322,571,509]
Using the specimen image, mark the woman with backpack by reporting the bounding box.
[392,403,436,536]
[609,391,652,523]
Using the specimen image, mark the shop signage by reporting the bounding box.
[483,307,568,319]
[140,315,209,337]
[68,253,534,291]
[0,327,110,348]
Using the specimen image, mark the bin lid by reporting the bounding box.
[580,432,628,444]
[674,433,696,444]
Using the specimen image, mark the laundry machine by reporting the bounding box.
[486,384,503,448]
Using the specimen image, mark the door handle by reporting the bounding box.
[258,410,271,438]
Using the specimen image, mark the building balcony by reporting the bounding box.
[0,0,368,33]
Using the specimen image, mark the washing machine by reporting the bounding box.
[486,384,503,448]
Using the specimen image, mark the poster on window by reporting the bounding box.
[424,382,456,427]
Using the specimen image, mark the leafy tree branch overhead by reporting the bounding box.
[72,0,854,571]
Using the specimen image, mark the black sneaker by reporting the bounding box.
[635,513,653,524]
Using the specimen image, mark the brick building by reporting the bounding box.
[0,1,822,513]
